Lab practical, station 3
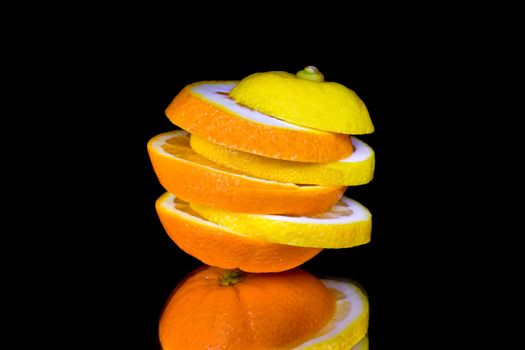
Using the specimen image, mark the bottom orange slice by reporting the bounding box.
[156,192,322,272]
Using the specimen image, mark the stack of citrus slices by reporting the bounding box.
[148,66,375,349]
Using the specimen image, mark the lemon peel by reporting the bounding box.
[230,68,374,134]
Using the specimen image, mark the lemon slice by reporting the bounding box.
[190,196,371,248]
[293,279,369,349]
[230,68,374,134]
[190,133,375,186]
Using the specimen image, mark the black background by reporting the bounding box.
[7,6,508,346]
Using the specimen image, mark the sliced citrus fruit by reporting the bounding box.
[155,192,322,273]
[292,279,369,349]
[230,66,374,134]
[159,266,336,350]
[191,196,371,248]
[164,81,353,162]
[147,130,346,215]
[190,133,375,186]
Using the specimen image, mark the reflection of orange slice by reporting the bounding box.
[293,279,369,349]
[164,81,353,162]
[156,193,322,272]
[159,266,336,350]
[147,130,346,215]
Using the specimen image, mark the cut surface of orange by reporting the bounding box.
[191,133,375,186]
[156,192,322,272]
[164,81,353,162]
[191,196,371,248]
[147,130,346,215]
[159,266,336,350]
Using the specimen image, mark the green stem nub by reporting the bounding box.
[219,269,245,286]
[296,66,325,82]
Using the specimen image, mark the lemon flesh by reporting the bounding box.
[230,71,374,134]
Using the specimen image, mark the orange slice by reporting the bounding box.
[156,192,322,272]
[147,130,346,215]
[164,81,353,162]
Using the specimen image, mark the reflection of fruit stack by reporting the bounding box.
[148,67,375,349]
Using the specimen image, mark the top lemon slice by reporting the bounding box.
[230,67,374,134]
